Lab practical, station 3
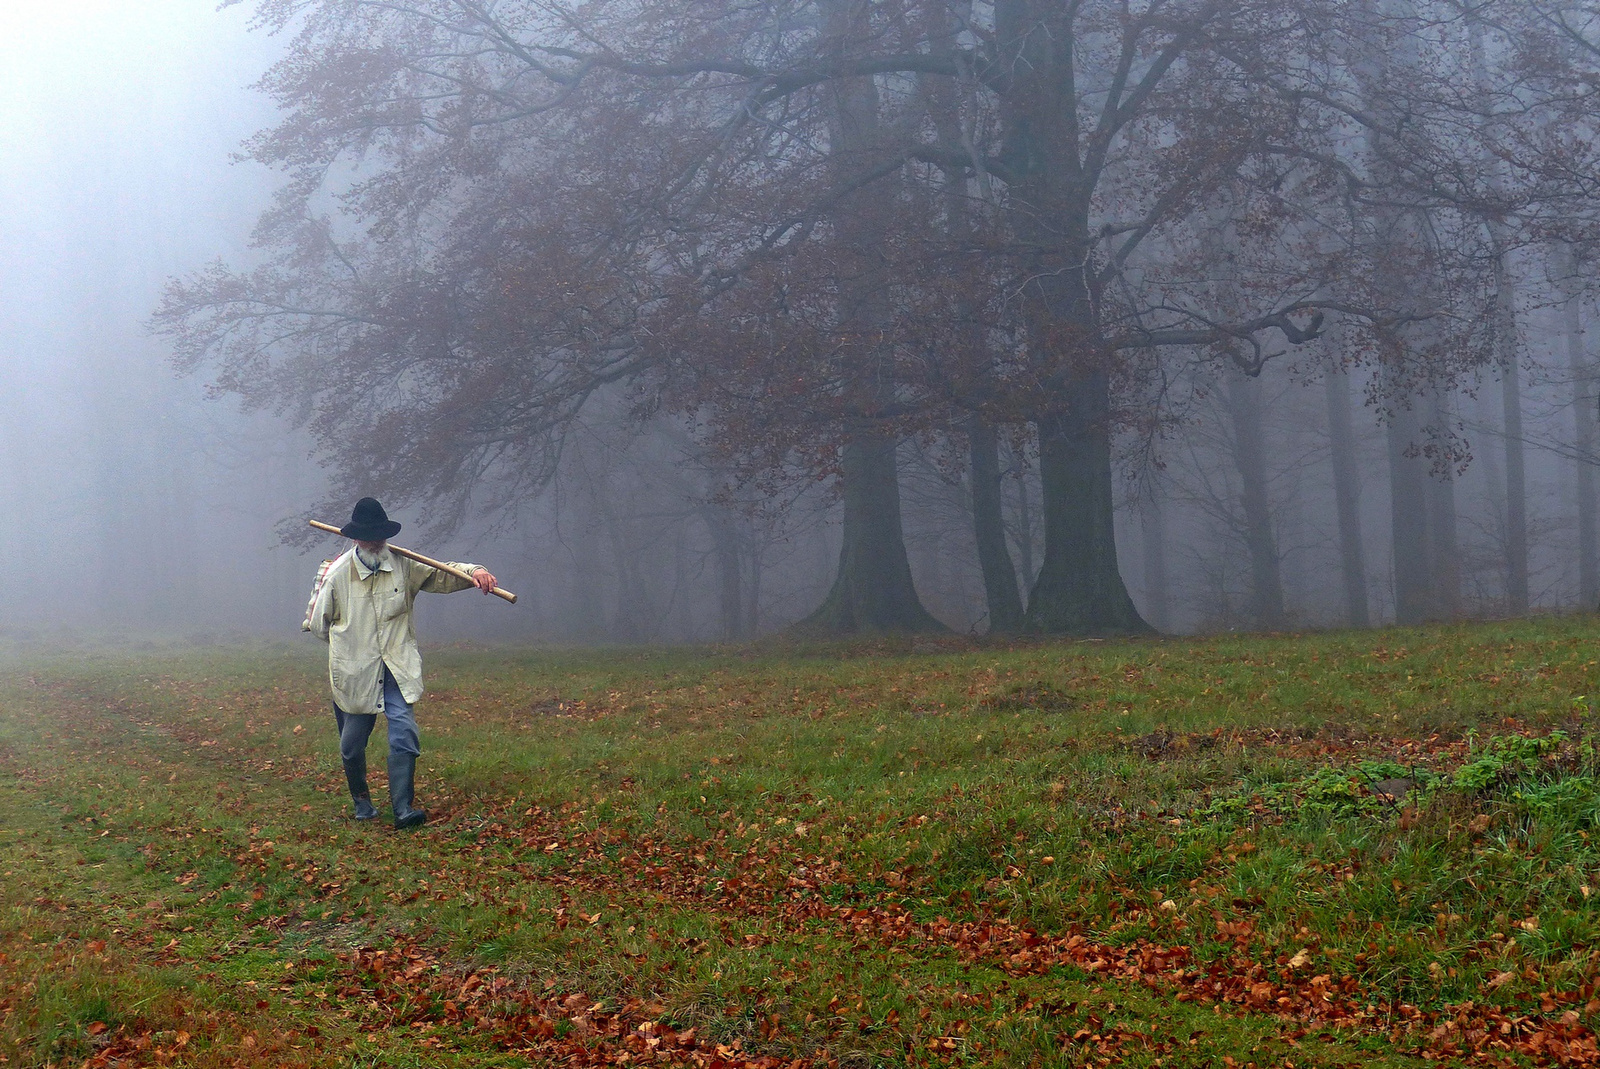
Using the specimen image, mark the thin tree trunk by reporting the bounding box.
[1560,244,1598,607]
[1324,364,1371,626]
[707,511,744,641]
[1476,381,1509,610]
[1010,444,1036,587]
[916,15,1014,633]
[1388,394,1436,624]
[1139,489,1170,632]
[968,419,1025,632]
[1355,0,1452,624]
[1225,366,1287,629]
[746,526,764,636]
[604,505,651,642]
[1497,265,1528,614]
[1384,384,1458,623]
[1428,388,1461,618]
[1471,12,1527,615]
[569,489,606,639]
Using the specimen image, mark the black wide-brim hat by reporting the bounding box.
[340,497,402,541]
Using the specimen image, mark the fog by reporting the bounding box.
[0,4,824,645]
[3,2,1598,648]
[0,3,297,641]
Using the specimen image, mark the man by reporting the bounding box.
[307,497,497,829]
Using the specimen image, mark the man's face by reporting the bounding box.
[356,539,386,554]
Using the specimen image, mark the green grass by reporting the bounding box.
[3,617,1599,1066]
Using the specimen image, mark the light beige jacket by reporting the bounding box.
[307,545,482,715]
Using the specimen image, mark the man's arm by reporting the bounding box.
[308,564,341,641]
[418,561,498,595]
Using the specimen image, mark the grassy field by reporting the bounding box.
[3,618,1600,1067]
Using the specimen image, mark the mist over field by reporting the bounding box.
[3,0,1600,648]
[0,3,303,640]
[0,2,811,646]
[0,4,569,644]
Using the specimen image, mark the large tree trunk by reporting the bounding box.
[801,425,943,633]
[802,435,944,633]
[969,420,1025,633]
[1324,364,1371,626]
[1015,386,1148,635]
[798,0,941,635]
[1225,366,1288,629]
[1024,378,1150,634]
[1559,244,1598,607]
[990,0,1149,635]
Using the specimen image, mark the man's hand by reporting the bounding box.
[472,568,498,595]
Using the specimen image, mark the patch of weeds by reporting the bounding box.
[1203,760,1443,821]
[1452,730,1569,791]
[1130,728,1222,760]
[34,990,118,1064]
[979,681,1075,714]
[523,696,590,718]
[1199,729,1600,831]
[1514,774,1600,824]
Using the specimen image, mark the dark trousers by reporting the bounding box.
[334,665,420,761]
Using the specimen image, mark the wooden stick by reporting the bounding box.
[309,520,518,604]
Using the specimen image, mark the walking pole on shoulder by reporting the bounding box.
[308,520,518,604]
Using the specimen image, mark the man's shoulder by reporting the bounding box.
[395,553,438,583]
[324,547,359,585]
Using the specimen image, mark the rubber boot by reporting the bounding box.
[342,752,379,821]
[388,751,427,830]
[336,707,379,820]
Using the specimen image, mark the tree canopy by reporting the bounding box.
[158,0,1594,633]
